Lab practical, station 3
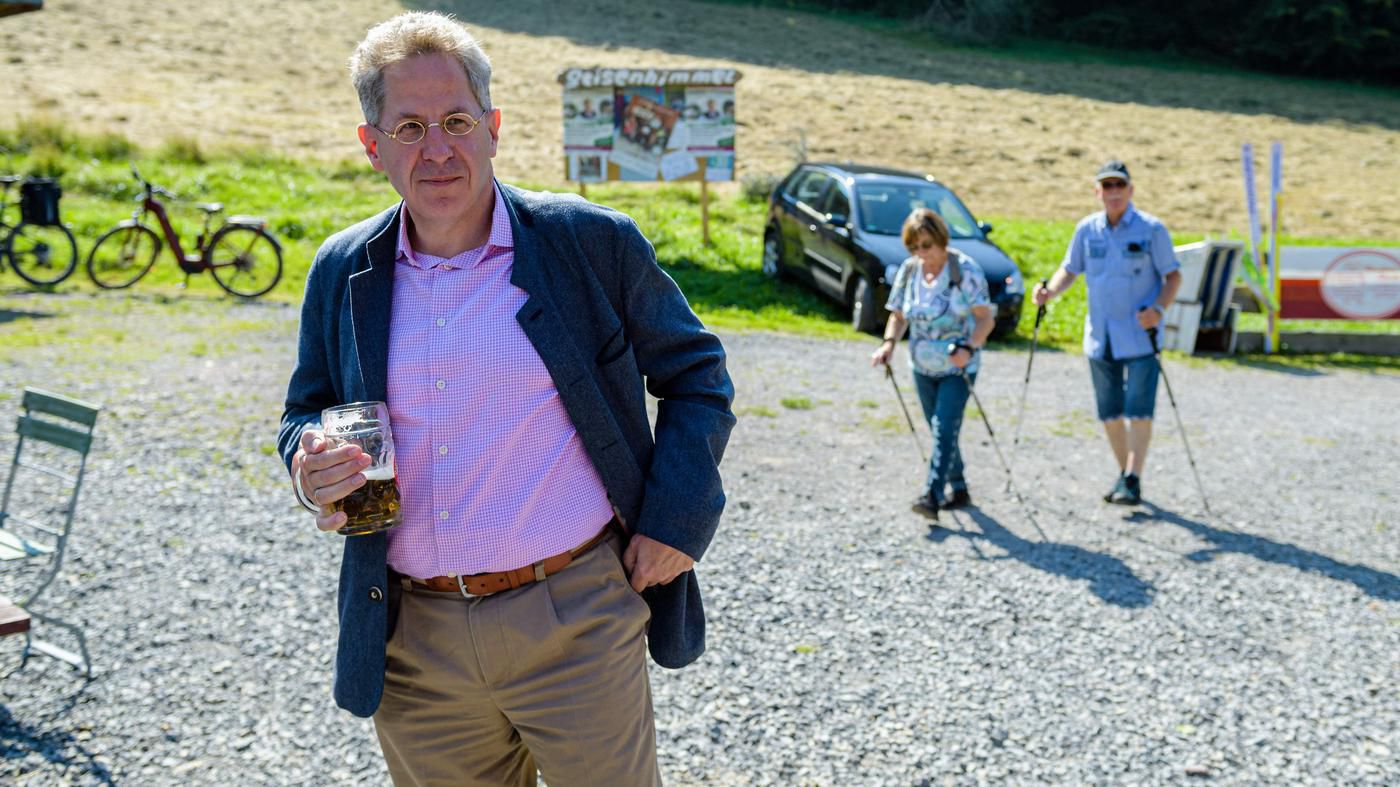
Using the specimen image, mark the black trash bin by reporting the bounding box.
[19,178,62,227]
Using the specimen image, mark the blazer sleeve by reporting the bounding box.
[613,216,736,561]
[277,250,338,474]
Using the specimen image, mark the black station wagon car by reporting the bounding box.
[762,162,1025,336]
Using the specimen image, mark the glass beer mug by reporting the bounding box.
[320,401,402,536]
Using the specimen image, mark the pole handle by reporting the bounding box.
[1032,278,1049,329]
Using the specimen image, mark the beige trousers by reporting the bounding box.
[373,532,662,787]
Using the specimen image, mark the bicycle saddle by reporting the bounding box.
[195,202,224,213]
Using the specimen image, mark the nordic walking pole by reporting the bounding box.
[1007,279,1049,490]
[1147,325,1212,515]
[884,361,927,466]
[954,358,1048,541]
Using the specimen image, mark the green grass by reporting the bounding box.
[861,412,904,434]
[780,396,814,410]
[1236,314,1400,335]
[1,123,859,335]
[3,122,1395,366]
[1222,352,1400,375]
[737,404,778,418]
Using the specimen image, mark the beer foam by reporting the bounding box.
[362,466,395,481]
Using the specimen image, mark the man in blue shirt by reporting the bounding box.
[1032,160,1182,505]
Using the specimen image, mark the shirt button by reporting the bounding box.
[436,318,446,327]
[438,445,448,456]
[436,379,446,390]
[440,510,449,520]
[368,587,383,602]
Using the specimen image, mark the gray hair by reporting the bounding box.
[349,11,493,127]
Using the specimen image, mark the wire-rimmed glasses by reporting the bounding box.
[371,109,490,145]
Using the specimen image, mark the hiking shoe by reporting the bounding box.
[911,492,940,521]
[944,488,972,510]
[1109,474,1142,505]
[1104,473,1128,503]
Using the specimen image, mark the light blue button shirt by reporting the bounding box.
[1062,204,1179,360]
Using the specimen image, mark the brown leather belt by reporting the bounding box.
[405,520,615,598]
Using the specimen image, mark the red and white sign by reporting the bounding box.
[1320,250,1400,319]
[1279,247,1400,320]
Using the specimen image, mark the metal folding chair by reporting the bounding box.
[0,387,100,676]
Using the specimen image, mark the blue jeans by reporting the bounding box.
[1088,354,1160,420]
[913,370,975,503]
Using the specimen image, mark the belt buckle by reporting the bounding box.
[453,574,484,598]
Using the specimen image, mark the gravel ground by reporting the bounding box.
[1,290,1396,785]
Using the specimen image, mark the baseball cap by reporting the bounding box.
[1095,160,1131,183]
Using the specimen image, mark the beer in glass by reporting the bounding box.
[320,401,402,536]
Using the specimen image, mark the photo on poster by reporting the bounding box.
[683,87,736,150]
[611,90,680,176]
[704,154,734,181]
[570,153,608,183]
[660,151,700,181]
[562,87,616,149]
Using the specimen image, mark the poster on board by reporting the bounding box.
[558,67,741,183]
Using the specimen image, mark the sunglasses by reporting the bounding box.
[1099,179,1129,190]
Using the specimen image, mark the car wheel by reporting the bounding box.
[990,301,1022,339]
[761,229,786,280]
[851,274,881,335]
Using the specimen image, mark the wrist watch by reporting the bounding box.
[1151,304,1166,316]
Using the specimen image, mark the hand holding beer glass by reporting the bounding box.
[299,401,402,536]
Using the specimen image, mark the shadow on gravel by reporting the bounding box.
[0,699,114,785]
[0,307,56,326]
[1221,354,1400,376]
[1129,503,1400,601]
[1220,356,1327,377]
[931,507,1156,608]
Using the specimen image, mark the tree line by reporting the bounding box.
[746,0,1399,83]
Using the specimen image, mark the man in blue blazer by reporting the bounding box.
[277,12,734,784]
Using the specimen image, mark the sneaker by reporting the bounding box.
[944,488,972,510]
[911,492,939,521]
[1104,473,1127,503]
[1110,473,1142,505]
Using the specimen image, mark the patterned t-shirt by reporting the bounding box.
[885,249,990,377]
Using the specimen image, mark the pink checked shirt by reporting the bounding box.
[383,186,615,578]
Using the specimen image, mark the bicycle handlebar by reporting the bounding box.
[128,164,179,201]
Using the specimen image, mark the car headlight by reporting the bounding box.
[1003,269,1024,295]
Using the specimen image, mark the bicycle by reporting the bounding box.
[86,166,283,297]
[0,174,79,287]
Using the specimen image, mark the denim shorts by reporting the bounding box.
[1088,354,1160,420]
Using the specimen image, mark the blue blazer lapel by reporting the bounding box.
[349,208,399,402]
[501,183,550,300]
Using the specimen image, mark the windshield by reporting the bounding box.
[854,182,981,239]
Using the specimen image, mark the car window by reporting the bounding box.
[854,183,980,239]
[826,186,850,219]
[791,171,833,210]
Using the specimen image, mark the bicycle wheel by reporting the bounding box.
[207,225,282,298]
[86,224,160,289]
[5,221,78,286]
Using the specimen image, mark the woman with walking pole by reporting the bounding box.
[871,208,995,524]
